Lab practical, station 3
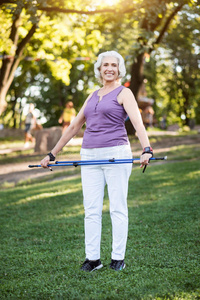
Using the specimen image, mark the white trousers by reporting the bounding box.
[80,145,132,260]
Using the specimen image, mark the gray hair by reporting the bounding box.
[94,51,126,83]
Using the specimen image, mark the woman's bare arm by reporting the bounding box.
[41,94,92,168]
[118,88,152,167]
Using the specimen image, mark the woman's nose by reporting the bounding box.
[107,65,113,70]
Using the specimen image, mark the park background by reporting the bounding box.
[0,0,200,299]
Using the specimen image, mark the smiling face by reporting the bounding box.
[99,56,119,83]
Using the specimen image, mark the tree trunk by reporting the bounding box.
[0,10,37,116]
[10,97,17,128]
[129,52,145,100]
[125,52,145,135]
[182,90,190,127]
[0,87,8,115]
[125,4,184,135]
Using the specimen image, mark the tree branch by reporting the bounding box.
[16,23,38,57]
[37,5,137,15]
[0,0,14,4]
[10,11,21,45]
[38,6,115,14]
[0,11,21,86]
[0,0,136,15]
[154,4,184,46]
[6,23,38,89]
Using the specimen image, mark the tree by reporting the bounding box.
[0,0,198,127]
[0,2,39,115]
[89,0,198,132]
[91,0,198,98]
[129,1,187,99]
[0,0,110,116]
[26,59,96,128]
[159,4,200,126]
[2,62,37,128]
[0,0,105,122]
[133,4,200,128]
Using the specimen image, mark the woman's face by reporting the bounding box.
[100,56,119,83]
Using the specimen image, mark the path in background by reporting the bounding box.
[0,137,84,186]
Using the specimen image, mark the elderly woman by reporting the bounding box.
[41,51,153,272]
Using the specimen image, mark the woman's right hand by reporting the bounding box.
[40,155,51,170]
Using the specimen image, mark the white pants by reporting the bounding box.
[80,145,132,260]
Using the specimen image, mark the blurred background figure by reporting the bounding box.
[24,103,36,148]
[58,101,76,133]
[142,105,155,128]
[160,115,167,130]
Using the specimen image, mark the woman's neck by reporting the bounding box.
[101,81,121,91]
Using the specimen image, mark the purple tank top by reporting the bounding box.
[82,86,129,148]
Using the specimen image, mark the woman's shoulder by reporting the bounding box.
[121,86,133,93]
[119,87,135,98]
[118,87,136,105]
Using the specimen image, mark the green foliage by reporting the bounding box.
[0,10,13,59]
[1,2,104,126]
[143,4,200,127]
[1,0,199,127]
[2,61,39,128]
[162,5,200,126]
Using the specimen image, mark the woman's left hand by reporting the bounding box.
[140,153,152,169]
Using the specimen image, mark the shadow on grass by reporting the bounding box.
[0,161,200,299]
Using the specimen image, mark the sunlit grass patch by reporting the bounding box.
[163,144,200,161]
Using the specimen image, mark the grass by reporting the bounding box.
[0,147,200,299]
[150,143,200,163]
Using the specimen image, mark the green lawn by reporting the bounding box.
[0,153,200,299]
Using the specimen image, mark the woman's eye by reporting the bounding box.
[103,64,117,67]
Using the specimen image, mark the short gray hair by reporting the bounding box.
[94,51,126,83]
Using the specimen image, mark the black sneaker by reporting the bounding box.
[109,259,125,271]
[81,259,103,272]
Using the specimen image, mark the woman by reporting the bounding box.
[41,51,153,272]
[24,103,36,148]
[58,101,76,133]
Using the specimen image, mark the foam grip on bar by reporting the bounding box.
[28,165,39,168]
[133,160,141,164]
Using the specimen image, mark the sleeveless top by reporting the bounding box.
[82,85,129,148]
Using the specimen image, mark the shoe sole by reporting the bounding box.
[121,263,126,270]
[91,264,103,272]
